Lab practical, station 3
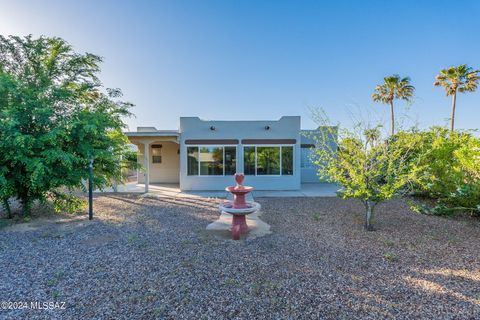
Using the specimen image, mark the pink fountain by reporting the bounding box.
[219,173,261,240]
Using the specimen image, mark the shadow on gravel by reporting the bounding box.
[98,194,148,207]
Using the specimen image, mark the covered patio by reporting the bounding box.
[125,129,180,193]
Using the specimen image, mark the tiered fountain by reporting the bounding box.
[219,173,261,240]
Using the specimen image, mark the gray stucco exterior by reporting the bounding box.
[300,127,338,183]
[126,116,337,191]
[179,116,301,191]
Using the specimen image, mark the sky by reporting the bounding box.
[1,0,479,132]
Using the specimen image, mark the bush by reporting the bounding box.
[395,128,480,215]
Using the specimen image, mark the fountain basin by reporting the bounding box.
[219,200,261,240]
[225,186,254,209]
[219,201,261,215]
[225,186,253,193]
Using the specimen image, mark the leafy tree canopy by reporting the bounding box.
[311,110,419,230]
[0,35,135,216]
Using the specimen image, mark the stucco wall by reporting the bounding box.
[179,116,302,191]
[137,141,180,184]
[300,127,338,183]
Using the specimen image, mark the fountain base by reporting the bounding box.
[206,211,271,240]
[232,215,248,240]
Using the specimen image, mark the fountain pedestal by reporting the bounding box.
[232,215,248,236]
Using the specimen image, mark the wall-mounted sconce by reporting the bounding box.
[210,126,216,131]
[264,125,271,130]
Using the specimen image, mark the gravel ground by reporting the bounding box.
[0,194,479,319]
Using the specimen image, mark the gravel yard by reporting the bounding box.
[0,194,479,319]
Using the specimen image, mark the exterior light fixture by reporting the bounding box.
[265,125,270,130]
[210,126,216,131]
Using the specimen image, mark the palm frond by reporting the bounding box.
[372,74,415,104]
[434,64,479,96]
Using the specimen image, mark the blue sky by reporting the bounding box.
[1,0,479,131]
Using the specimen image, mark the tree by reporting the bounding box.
[311,111,418,230]
[372,75,415,135]
[434,65,479,131]
[0,35,136,216]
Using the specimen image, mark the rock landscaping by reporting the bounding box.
[0,194,479,319]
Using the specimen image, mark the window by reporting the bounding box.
[282,146,294,175]
[257,147,280,175]
[244,146,255,175]
[199,146,223,175]
[187,147,199,175]
[224,147,237,175]
[152,144,162,163]
[243,146,294,176]
[187,146,236,176]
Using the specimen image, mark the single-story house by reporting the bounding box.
[125,116,337,192]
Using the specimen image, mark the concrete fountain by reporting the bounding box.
[207,173,270,240]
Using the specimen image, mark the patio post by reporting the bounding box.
[143,142,150,193]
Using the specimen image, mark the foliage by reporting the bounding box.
[394,128,480,215]
[0,35,136,216]
[50,191,87,214]
[312,111,419,230]
[124,149,139,166]
[372,75,415,135]
[409,201,456,217]
[434,64,479,131]
[434,65,479,96]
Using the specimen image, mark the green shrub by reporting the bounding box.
[395,128,480,215]
[50,192,87,214]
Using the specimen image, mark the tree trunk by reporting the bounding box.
[365,200,376,231]
[451,92,457,131]
[2,198,12,219]
[20,198,31,217]
[390,100,395,135]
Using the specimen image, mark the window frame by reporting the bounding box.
[186,145,237,177]
[243,144,295,176]
[151,145,163,164]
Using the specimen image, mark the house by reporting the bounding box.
[125,116,337,192]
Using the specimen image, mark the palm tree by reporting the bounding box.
[434,65,479,131]
[372,75,415,135]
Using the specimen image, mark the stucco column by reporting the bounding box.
[143,142,150,193]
